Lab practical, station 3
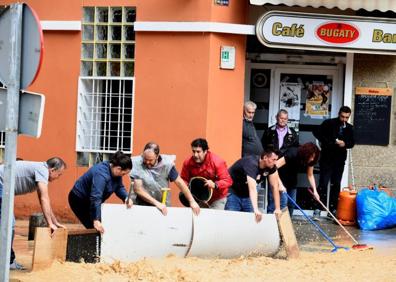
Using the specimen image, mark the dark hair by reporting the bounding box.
[297,142,320,166]
[191,138,209,151]
[260,148,279,159]
[46,157,67,170]
[143,142,160,156]
[339,106,351,115]
[109,151,132,170]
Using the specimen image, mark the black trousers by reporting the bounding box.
[68,191,94,229]
[318,159,345,212]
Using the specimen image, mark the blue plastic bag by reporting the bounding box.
[356,188,396,230]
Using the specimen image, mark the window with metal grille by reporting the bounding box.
[76,77,134,153]
[76,6,136,161]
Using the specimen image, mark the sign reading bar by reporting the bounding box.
[256,11,396,55]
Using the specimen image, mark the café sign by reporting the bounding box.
[256,11,396,54]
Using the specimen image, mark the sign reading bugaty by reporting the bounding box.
[256,11,396,54]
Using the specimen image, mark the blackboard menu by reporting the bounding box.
[354,87,392,145]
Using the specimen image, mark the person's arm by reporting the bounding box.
[174,176,200,215]
[275,157,286,169]
[291,129,300,147]
[133,179,167,215]
[114,179,133,209]
[268,171,281,216]
[209,159,232,191]
[180,161,191,186]
[246,175,262,222]
[313,120,335,147]
[344,126,355,149]
[36,182,58,231]
[90,174,107,233]
[307,166,320,200]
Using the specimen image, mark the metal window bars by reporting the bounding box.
[76,77,134,153]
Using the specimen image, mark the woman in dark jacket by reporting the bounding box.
[68,151,132,233]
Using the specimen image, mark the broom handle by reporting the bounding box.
[308,188,359,245]
[349,149,356,190]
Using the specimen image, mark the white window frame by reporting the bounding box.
[76,76,135,154]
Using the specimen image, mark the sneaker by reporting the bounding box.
[10,260,26,270]
[312,209,321,221]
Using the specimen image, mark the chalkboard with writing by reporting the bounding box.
[354,87,392,145]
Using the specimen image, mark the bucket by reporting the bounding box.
[179,177,213,208]
[337,188,357,226]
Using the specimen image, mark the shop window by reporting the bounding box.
[78,6,135,165]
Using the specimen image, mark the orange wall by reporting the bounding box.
[5,0,248,219]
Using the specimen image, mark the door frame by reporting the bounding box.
[245,57,354,211]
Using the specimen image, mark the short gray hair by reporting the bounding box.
[244,101,257,110]
[46,157,66,170]
[276,109,288,118]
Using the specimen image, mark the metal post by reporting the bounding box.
[0,3,23,281]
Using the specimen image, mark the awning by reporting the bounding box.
[249,0,396,12]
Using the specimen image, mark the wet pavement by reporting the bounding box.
[293,215,396,254]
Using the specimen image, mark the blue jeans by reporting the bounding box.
[224,191,253,212]
[267,187,297,216]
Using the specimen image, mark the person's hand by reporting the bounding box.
[335,139,345,147]
[49,223,58,236]
[254,209,262,223]
[55,222,67,229]
[274,208,282,219]
[93,220,104,234]
[125,198,133,209]
[313,190,320,201]
[204,179,216,189]
[190,200,200,216]
[155,202,168,216]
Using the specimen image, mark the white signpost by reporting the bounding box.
[0,3,44,281]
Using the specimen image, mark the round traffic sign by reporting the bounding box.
[0,3,44,89]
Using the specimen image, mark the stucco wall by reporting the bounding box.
[352,53,396,191]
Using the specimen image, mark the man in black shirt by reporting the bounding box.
[225,148,281,222]
[313,106,355,214]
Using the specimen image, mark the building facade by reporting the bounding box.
[0,0,395,220]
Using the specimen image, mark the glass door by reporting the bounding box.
[247,63,344,211]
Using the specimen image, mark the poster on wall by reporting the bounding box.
[305,81,331,118]
[280,82,301,121]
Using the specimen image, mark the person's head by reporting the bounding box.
[259,148,279,169]
[276,109,289,128]
[338,106,352,124]
[46,157,67,182]
[142,142,160,169]
[191,138,209,164]
[297,142,320,167]
[109,151,132,177]
[243,101,257,121]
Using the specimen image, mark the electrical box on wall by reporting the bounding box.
[220,46,235,70]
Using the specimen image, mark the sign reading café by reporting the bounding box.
[256,11,396,54]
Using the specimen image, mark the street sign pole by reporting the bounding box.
[0,3,23,281]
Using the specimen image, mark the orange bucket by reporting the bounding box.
[337,188,357,225]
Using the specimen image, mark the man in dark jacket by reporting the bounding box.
[313,106,355,214]
[262,109,299,157]
[262,109,299,215]
[242,101,263,157]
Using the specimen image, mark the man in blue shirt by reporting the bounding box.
[69,151,133,233]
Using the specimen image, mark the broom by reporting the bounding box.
[308,187,372,250]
